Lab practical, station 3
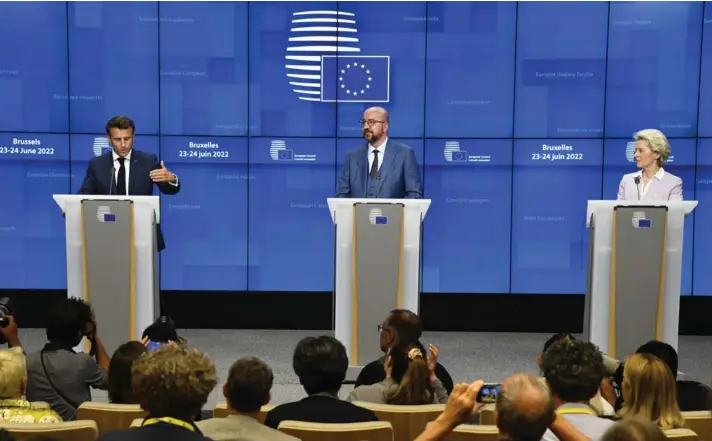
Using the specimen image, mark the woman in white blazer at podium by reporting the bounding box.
[617,129,683,201]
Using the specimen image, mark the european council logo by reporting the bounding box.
[286,9,390,103]
[632,211,651,229]
[97,206,116,223]
[444,141,468,162]
[93,137,111,157]
[368,208,387,225]
[270,140,294,161]
[626,141,636,163]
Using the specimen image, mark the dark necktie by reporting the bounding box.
[370,149,380,178]
[117,157,127,195]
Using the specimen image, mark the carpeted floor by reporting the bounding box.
[15,329,712,410]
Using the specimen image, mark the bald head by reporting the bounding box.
[364,106,389,122]
[496,373,555,441]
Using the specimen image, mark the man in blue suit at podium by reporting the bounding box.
[336,107,423,199]
[77,116,180,251]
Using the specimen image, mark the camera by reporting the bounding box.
[142,315,178,345]
[0,297,14,345]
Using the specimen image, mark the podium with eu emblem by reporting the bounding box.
[327,198,431,377]
[584,200,697,360]
[53,195,160,354]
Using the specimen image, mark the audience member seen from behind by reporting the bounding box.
[349,341,447,404]
[619,353,684,429]
[97,345,216,441]
[634,340,710,411]
[600,418,667,441]
[537,333,615,415]
[264,336,378,429]
[540,339,614,441]
[107,342,147,404]
[197,357,298,441]
[0,348,62,423]
[25,298,110,421]
[355,309,454,393]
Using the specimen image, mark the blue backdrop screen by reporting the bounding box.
[0,3,68,133]
[0,133,69,289]
[605,2,704,138]
[422,140,513,293]
[425,2,516,138]
[699,4,712,137]
[68,2,159,134]
[160,137,248,291]
[511,139,603,294]
[159,2,249,136]
[514,2,607,138]
[2,1,712,296]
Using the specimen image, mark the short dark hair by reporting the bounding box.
[542,333,576,353]
[108,341,147,404]
[225,357,273,413]
[46,298,93,345]
[542,339,605,402]
[293,336,348,395]
[387,309,422,344]
[636,340,678,378]
[105,116,135,135]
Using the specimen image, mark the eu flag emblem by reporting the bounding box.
[321,56,390,103]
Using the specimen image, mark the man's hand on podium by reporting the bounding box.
[150,161,177,183]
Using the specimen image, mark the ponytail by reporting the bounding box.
[385,345,434,405]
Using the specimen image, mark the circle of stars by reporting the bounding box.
[339,63,371,97]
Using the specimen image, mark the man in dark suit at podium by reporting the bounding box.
[78,115,180,251]
[336,107,423,199]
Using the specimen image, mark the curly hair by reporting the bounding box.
[131,345,217,419]
[541,339,605,403]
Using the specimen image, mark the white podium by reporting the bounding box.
[54,195,161,354]
[584,200,697,358]
[327,198,430,375]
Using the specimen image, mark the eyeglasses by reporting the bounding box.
[377,324,390,333]
[360,119,385,127]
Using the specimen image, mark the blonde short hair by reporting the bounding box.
[0,347,26,398]
[634,129,671,166]
[132,345,217,419]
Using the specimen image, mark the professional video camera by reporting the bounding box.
[0,297,14,345]
[142,315,180,350]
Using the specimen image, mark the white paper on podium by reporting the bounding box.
[585,200,697,354]
[327,198,430,364]
[53,195,160,348]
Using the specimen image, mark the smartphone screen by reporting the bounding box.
[477,383,501,403]
[145,340,162,351]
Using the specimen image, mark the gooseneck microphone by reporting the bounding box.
[634,176,641,200]
[109,166,115,195]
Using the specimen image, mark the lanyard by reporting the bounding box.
[557,408,597,416]
[143,417,195,432]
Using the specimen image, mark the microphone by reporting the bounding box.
[634,176,641,200]
[109,166,115,195]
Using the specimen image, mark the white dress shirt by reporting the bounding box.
[638,167,665,198]
[368,137,388,173]
[112,150,131,195]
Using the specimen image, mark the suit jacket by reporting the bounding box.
[77,149,180,251]
[263,394,378,430]
[335,139,423,199]
[617,169,682,201]
[197,414,300,441]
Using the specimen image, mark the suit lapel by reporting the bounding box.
[128,151,140,195]
[377,139,396,189]
[356,145,369,196]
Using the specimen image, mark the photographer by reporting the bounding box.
[25,298,110,421]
